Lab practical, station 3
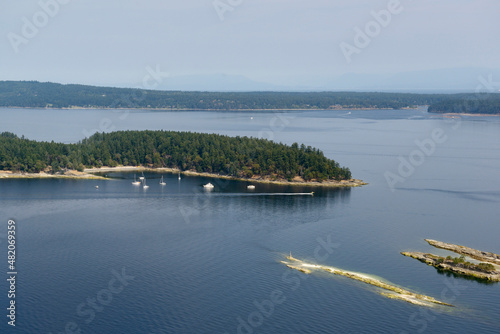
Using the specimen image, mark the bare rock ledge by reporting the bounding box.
[425,239,500,265]
[401,251,500,282]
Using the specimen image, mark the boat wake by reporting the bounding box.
[281,254,454,308]
[255,192,314,196]
[198,192,314,197]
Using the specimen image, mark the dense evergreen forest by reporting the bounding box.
[0,131,351,181]
[3,81,498,113]
[1,81,450,110]
[427,94,500,114]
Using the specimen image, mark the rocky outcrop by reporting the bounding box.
[285,264,311,274]
[401,251,500,282]
[281,255,453,307]
[425,239,500,265]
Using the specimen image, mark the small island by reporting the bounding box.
[0,130,364,187]
[402,239,500,282]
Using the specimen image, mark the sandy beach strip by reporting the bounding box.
[1,166,366,187]
[0,170,106,179]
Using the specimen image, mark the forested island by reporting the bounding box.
[0,81,449,110]
[0,130,359,185]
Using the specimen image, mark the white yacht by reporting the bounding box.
[159,176,166,186]
[132,174,141,185]
[203,182,214,189]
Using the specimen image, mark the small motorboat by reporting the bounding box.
[203,182,214,189]
[247,185,256,190]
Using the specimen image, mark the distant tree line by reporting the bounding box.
[427,94,500,114]
[0,81,456,110]
[0,130,352,181]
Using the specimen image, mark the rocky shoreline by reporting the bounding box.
[401,251,500,282]
[87,166,367,188]
[1,166,366,187]
[425,239,500,265]
[0,170,106,180]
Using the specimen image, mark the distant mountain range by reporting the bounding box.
[325,68,500,93]
[153,73,282,92]
[143,67,500,93]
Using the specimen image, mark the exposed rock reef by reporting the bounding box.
[425,239,500,265]
[281,254,453,307]
[401,251,500,282]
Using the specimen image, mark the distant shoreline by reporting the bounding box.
[436,112,500,117]
[0,166,366,187]
[2,106,401,111]
[6,106,500,115]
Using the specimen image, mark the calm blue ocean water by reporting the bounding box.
[1,107,499,333]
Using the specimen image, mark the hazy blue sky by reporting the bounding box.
[1,0,499,89]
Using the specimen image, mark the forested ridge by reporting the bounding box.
[427,94,500,114]
[1,81,449,110]
[4,80,498,113]
[0,131,351,181]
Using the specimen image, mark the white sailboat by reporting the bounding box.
[139,172,145,180]
[178,173,181,180]
[203,182,214,189]
[143,178,149,189]
[159,176,166,186]
[132,174,141,185]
